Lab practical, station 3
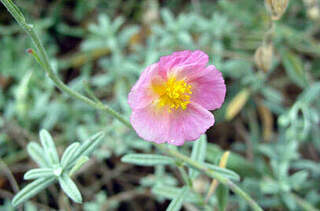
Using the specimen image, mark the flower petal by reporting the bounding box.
[167,102,215,145]
[130,104,170,144]
[189,65,226,110]
[128,63,159,109]
[159,50,209,80]
[131,103,214,145]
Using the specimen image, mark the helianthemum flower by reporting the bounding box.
[128,50,226,145]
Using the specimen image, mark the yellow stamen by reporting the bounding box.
[152,76,192,112]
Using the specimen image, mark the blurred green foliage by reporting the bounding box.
[0,0,319,210]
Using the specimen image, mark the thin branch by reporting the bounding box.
[101,189,150,210]
[0,159,19,193]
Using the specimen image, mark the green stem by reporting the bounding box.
[157,144,263,211]
[0,0,130,128]
[0,1,262,210]
[83,81,103,104]
[177,165,192,188]
[0,159,19,193]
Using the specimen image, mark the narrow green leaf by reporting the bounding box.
[161,9,174,25]
[281,49,308,88]
[27,142,50,168]
[0,0,26,23]
[217,185,229,211]
[282,193,297,210]
[39,129,59,165]
[80,132,105,157]
[206,143,260,178]
[166,186,188,211]
[121,154,175,166]
[24,168,54,180]
[69,156,89,176]
[205,164,240,182]
[289,170,308,189]
[12,177,55,207]
[61,142,80,169]
[300,82,320,103]
[189,135,207,179]
[58,173,82,203]
[151,185,202,203]
[67,131,104,169]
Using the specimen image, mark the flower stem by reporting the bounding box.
[0,0,131,129]
[157,145,263,211]
[0,0,262,210]
[0,159,19,193]
[177,165,193,188]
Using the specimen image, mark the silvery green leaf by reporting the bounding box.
[189,135,207,179]
[69,156,89,176]
[261,86,284,106]
[289,170,308,190]
[27,142,50,168]
[24,201,38,211]
[151,185,202,203]
[166,186,188,211]
[121,154,175,166]
[112,16,125,32]
[39,129,59,165]
[161,9,174,25]
[217,185,229,211]
[281,49,307,88]
[205,164,240,182]
[258,144,278,158]
[300,82,320,103]
[119,26,139,46]
[77,131,104,157]
[67,131,104,169]
[58,173,82,203]
[178,32,193,46]
[15,72,32,117]
[0,0,26,23]
[292,159,320,175]
[61,142,80,169]
[12,177,55,207]
[83,191,108,211]
[24,168,54,180]
[281,193,297,211]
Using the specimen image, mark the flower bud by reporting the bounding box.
[192,176,209,194]
[265,0,289,20]
[142,0,159,25]
[303,0,320,20]
[308,6,320,20]
[254,44,273,72]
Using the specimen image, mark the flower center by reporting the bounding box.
[154,77,192,112]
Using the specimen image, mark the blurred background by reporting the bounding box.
[0,0,320,210]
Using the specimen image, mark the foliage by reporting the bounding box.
[0,0,319,210]
[12,129,104,206]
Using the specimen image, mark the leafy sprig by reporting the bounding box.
[12,129,105,207]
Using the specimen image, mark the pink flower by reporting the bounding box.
[128,50,226,145]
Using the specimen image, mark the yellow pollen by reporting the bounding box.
[153,77,192,112]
